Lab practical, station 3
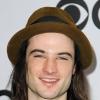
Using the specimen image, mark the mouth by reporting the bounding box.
[39,77,60,88]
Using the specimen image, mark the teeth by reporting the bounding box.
[39,78,59,87]
[40,78,59,83]
[41,78,58,82]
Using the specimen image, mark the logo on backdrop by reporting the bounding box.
[56,0,89,30]
[56,0,100,29]
[92,0,100,29]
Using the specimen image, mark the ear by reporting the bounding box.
[72,64,76,75]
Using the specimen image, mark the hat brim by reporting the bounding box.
[7,22,93,69]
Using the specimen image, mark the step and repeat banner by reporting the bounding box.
[0,0,100,100]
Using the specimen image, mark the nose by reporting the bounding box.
[43,57,57,74]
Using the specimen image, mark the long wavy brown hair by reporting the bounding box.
[10,39,90,100]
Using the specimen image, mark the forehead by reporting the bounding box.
[27,32,75,54]
[29,32,74,43]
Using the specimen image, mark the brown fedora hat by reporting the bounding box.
[7,7,93,69]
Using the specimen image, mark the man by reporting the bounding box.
[7,7,94,100]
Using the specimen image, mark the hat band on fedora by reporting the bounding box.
[30,16,68,25]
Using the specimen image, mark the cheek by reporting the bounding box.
[26,60,40,85]
[59,67,73,78]
[57,62,74,78]
[58,65,74,89]
[26,58,44,76]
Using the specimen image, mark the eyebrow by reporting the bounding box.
[29,49,73,58]
[29,49,45,54]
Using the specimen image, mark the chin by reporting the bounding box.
[37,90,66,100]
[38,93,59,99]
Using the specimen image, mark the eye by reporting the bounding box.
[57,55,72,61]
[33,54,45,58]
[56,0,89,29]
[58,57,68,60]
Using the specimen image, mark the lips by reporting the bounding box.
[39,77,59,87]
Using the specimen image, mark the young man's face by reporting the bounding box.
[26,32,75,100]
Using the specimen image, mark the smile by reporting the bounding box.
[39,77,59,87]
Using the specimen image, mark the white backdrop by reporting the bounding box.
[0,0,100,100]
